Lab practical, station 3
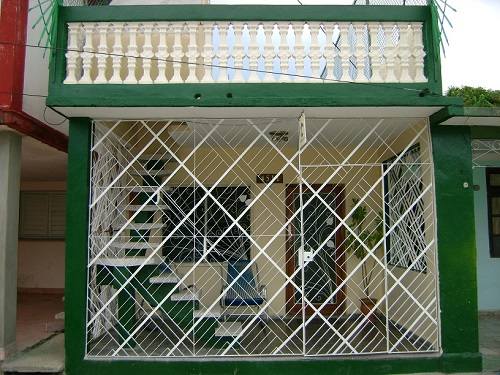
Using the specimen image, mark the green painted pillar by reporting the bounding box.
[430,124,482,372]
[0,131,22,360]
[65,118,91,374]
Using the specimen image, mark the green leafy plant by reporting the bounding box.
[446,86,500,108]
[346,198,384,296]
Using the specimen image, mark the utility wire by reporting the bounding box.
[0,40,439,95]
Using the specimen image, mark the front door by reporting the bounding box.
[285,184,345,315]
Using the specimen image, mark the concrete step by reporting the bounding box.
[93,256,162,267]
[214,322,242,337]
[171,288,201,302]
[149,271,182,284]
[193,306,222,319]
[120,204,170,211]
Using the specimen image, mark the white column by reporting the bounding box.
[0,130,22,360]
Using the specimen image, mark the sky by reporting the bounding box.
[210,0,500,93]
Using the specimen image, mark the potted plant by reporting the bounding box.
[346,198,384,321]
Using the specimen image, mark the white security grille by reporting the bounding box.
[86,115,439,358]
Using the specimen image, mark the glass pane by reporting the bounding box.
[492,217,500,235]
[490,173,500,186]
[492,236,500,257]
[492,197,500,215]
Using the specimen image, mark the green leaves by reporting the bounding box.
[446,86,500,108]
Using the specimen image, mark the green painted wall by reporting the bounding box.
[430,124,481,372]
[65,117,91,375]
[64,119,483,374]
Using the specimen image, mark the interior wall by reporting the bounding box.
[18,181,66,292]
[165,144,382,317]
[377,120,439,345]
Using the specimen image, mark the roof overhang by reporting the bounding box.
[50,106,445,121]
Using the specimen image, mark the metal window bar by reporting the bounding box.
[86,115,439,358]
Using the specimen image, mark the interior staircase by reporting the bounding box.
[94,154,241,352]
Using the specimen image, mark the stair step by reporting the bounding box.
[113,222,166,230]
[125,186,173,194]
[120,204,170,211]
[137,154,175,163]
[214,322,242,337]
[193,306,222,319]
[171,288,201,302]
[94,256,162,267]
[149,272,182,284]
[130,169,174,177]
[109,241,162,250]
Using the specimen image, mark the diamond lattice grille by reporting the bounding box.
[86,116,439,358]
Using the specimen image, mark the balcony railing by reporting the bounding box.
[64,20,427,85]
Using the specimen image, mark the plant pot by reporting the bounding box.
[360,297,378,322]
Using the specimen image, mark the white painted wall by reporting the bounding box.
[24,0,68,134]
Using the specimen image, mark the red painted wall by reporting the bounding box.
[0,0,29,110]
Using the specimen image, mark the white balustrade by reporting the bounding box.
[63,20,427,84]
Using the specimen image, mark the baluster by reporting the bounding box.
[200,22,215,83]
[338,23,351,81]
[80,23,96,84]
[276,22,290,82]
[64,23,83,84]
[247,22,261,83]
[262,22,276,83]
[124,23,139,84]
[411,22,427,82]
[155,23,169,84]
[309,22,323,82]
[291,22,306,83]
[94,23,109,83]
[368,22,383,82]
[397,22,412,82]
[185,22,200,83]
[383,23,398,82]
[354,23,368,82]
[139,22,154,84]
[170,23,184,83]
[323,24,337,82]
[217,23,230,83]
[232,23,246,83]
[109,22,124,83]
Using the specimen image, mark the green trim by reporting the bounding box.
[465,107,500,118]
[47,83,456,109]
[66,354,482,375]
[430,125,481,367]
[65,117,92,375]
[59,4,430,23]
[429,105,464,125]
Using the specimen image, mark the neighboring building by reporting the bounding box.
[0,0,68,360]
[2,0,497,374]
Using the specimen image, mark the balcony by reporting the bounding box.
[48,4,447,114]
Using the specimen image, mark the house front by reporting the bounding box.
[45,0,481,373]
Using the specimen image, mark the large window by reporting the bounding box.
[162,186,251,262]
[19,191,66,239]
[486,168,500,258]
